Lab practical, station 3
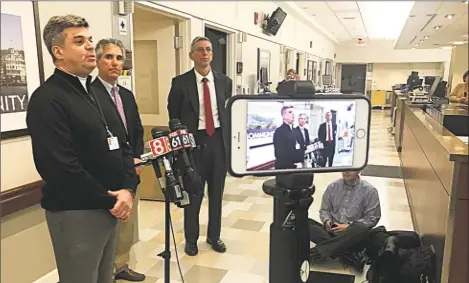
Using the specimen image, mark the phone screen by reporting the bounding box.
[245,99,360,172]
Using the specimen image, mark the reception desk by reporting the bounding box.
[399,103,468,283]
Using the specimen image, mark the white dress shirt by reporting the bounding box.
[194,69,220,130]
[97,76,121,104]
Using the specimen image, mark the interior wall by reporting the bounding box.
[450,44,468,90]
[335,40,452,65]
[242,35,281,93]
[132,13,176,126]
[152,1,336,59]
[371,62,444,90]
[1,2,114,283]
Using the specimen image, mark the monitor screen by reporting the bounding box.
[322,75,332,85]
[245,100,357,171]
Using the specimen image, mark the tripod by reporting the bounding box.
[263,173,315,283]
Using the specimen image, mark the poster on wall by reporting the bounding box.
[0,1,44,139]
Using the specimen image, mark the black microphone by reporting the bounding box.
[168,119,202,193]
[147,128,186,204]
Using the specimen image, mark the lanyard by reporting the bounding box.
[57,75,113,137]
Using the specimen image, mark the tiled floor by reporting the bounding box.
[122,110,414,283]
[38,110,414,283]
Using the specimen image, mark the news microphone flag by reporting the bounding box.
[148,136,172,158]
[168,129,191,150]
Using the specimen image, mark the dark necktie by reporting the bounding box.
[202,78,215,136]
[111,87,127,132]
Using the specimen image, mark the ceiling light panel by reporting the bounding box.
[357,1,414,40]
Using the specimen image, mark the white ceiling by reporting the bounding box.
[294,1,468,49]
[296,1,415,43]
[394,1,469,49]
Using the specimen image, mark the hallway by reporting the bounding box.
[36,110,414,283]
[130,110,412,283]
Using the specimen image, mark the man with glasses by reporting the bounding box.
[167,36,233,256]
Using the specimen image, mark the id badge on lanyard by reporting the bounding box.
[107,128,120,151]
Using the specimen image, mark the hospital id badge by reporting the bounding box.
[107,137,120,151]
[295,142,300,150]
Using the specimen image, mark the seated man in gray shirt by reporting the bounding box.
[309,170,381,271]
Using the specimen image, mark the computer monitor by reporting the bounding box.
[427,76,442,97]
[322,75,332,85]
[424,76,436,86]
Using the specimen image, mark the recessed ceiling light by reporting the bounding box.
[415,44,419,47]
[441,46,453,50]
[420,39,424,42]
[464,0,469,4]
[424,36,430,39]
[434,25,442,30]
[445,14,454,19]
[452,41,465,45]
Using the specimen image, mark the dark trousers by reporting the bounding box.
[324,141,335,167]
[184,128,226,243]
[46,209,118,283]
[308,219,369,257]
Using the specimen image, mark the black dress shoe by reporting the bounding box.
[115,264,146,281]
[207,238,227,253]
[309,247,324,264]
[340,251,366,272]
[185,242,198,256]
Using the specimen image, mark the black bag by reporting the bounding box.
[400,245,436,283]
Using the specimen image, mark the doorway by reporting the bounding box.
[340,64,366,94]
[205,27,227,75]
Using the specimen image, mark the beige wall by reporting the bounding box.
[1,2,114,283]
[450,44,469,90]
[133,11,177,126]
[371,62,444,90]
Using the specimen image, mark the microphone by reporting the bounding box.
[168,119,202,193]
[146,128,187,205]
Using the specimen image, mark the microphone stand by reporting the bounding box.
[153,169,172,283]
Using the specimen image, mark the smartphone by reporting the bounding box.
[227,95,371,177]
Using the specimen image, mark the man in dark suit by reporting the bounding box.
[167,36,233,256]
[273,106,304,169]
[318,111,337,167]
[91,38,145,282]
[295,113,310,154]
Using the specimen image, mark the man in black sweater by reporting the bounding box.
[26,15,136,283]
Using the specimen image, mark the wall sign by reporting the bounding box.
[118,17,127,35]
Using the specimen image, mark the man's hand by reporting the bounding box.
[134,158,144,175]
[108,189,133,222]
[330,223,349,233]
[325,220,333,230]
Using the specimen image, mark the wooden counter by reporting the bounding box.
[400,104,468,283]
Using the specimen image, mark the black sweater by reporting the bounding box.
[26,69,137,211]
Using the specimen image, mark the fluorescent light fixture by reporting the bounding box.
[452,41,465,45]
[441,46,453,50]
[357,1,414,40]
[445,14,454,19]
[424,36,430,39]
[434,25,442,30]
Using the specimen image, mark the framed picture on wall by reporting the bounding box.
[1,1,44,140]
[257,48,271,84]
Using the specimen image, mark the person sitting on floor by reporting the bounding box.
[309,170,381,272]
